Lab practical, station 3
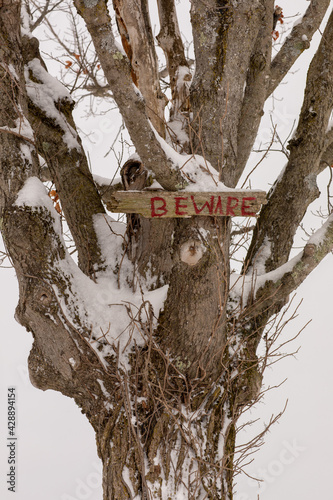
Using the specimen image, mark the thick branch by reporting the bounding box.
[41,167,125,205]
[267,0,330,97]
[190,0,264,186]
[321,141,333,168]
[246,9,333,273]
[73,0,186,191]
[4,199,116,429]
[235,0,274,181]
[113,0,165,136]
[22,34,106,277]
[245,214,333,318]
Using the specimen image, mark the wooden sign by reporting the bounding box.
[107,191,266,218]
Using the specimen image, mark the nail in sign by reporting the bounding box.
[107,191,266,218]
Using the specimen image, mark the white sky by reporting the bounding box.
[1,1,333,499]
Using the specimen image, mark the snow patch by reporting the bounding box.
[1,112,35,143]
[230,250,304,307]
[44,214,170,371]
[167,118,189,148]
[308,212,333,245]
[97,378,110,398]
[151,124,241,192]
[69,358,76,368]
[15,177,54,210]
[93,173,122,187]
[248,237,272,276]
[15,177,62,235]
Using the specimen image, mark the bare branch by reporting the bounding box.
[267,0,330,97]
[30,0,64,31]
[241,125,276,189]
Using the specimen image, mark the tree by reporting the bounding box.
[1,0,333,498]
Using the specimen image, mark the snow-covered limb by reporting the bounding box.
[25,57,80,151]
[267,0,329,97]
[21,28,106,276]
[12,176,171,400]
[14,179,170,373]
[235,213,333,317]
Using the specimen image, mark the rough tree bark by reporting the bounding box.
[1,1,333,499]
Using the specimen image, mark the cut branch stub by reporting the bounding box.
[106,190,266,218]
[120,159,147,191]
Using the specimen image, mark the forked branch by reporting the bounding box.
[235,0,274,182]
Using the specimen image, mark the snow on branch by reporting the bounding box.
[12,180,171,375]
[25,58,80,151]
[21,31,107,277]
[15,176,62,233]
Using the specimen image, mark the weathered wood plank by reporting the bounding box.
[106,190,267,218]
